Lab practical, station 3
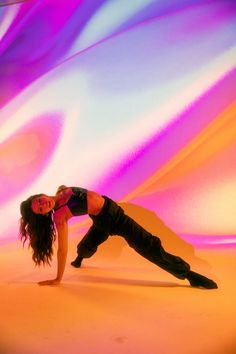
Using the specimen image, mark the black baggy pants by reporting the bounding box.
[76,196,190,279]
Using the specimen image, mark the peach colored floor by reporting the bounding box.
[1,206,236,354]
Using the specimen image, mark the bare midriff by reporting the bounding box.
[87,191,105,215]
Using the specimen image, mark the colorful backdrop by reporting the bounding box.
[0,0,236,247]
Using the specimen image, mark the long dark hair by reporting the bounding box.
[19,194,56,266]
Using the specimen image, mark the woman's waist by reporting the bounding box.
[87,191,105,215]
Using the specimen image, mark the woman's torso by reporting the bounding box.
[54,187,105,219]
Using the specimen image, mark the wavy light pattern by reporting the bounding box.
[0,0,235,246]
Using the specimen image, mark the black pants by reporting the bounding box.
[76,196,190,279]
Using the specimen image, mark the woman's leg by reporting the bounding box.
[71,223,109,267]
[87,197,217,288]
[112,208,190,279]
[103,199,217,287]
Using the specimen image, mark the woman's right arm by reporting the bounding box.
[55,217,68,282]
[38,214,68,286]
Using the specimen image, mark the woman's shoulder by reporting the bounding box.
[53,201,71,223]
[56,185,69,194]
[53,209,69,226]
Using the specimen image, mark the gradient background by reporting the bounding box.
[1,1,236,354]
[1,0,236,247]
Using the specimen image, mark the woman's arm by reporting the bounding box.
[38,217,68,286]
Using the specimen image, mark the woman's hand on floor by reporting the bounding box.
[38,279,61,286]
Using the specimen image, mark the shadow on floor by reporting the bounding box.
[67,273,190,288]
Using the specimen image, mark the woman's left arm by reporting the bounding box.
[38,217,68,286]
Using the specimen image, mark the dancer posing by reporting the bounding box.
[19,185,217,289]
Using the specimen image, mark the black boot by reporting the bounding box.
[186,271,218,289]
[71,256,83,268]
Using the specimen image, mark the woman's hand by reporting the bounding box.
[38,279,60,286]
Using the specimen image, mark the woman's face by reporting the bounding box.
[31,195,55,215]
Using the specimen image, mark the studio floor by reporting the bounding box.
[0,227,235,354]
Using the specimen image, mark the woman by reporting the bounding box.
[19,185,218,288]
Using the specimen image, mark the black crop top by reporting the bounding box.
[55,187,88,216]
